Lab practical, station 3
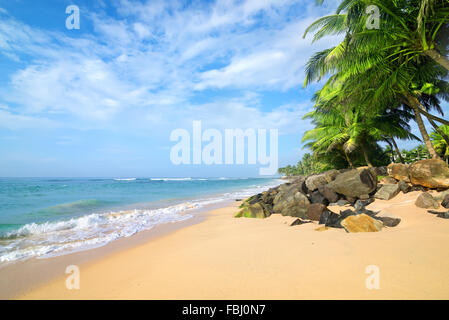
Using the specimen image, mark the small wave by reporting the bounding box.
[150,178,192,181]
[113,178,136,181]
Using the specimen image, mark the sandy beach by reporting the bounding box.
[0,190,446,300]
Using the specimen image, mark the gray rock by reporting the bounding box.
[415,192,439,209]
[336,200,350,206]
[318,185,339,203]
[374,184,400,200]
[318,210,344,228]
[442,194,449,209]
[290,219,313,226]
[398,180,410,194]
[373,212,401,227]
[273,184,310,218]
[305,169,339,192]
[434,189,449,202]
[309,190,329,205]
[328,169,377,198]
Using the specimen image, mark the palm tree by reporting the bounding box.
[303,0,449,158]
[430,125,449,162]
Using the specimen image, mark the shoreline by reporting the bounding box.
[6,190,449,300]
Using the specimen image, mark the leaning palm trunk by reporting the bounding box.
[343,149,354,168]
[425,50,449,72]
[360,143,373,167]
[390,136,405,164]
[407,94,440,159]
[428,118,449,147]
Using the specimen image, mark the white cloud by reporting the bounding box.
[0,0,340,130]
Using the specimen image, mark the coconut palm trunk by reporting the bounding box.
[390,136,405,164]
[360,143,373,167]
[425,50,449,72]
[406,94,440,159]
[343,149,354,168]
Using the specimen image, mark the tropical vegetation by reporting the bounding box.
[280,0,449,176]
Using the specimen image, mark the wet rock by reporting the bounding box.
[428,210,449,219]
[374,184,400,200]
[409,159,449,189]
[319,210,344,228]
[290,219,313,226]
[328,169,377,198]
[415,192,439,209]
[341,213,383,233]
[305,203,327,221]
[388,163,411,183]
[373,212,401,227]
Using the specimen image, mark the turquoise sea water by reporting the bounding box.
[0,177,280,264]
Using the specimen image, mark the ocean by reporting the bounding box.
[0,177,281,264]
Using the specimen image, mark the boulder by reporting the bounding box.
[441,194,449,209]
[309,190,329,205]
[374,184,400,200]
[434,189,449,202]
[341,214,383,233]
[387,163,411,183]
[305,169,339,191]
[306,203,327,221]
[319,210,344,228]
[318,185,339,203]
[409,159,449,189]
[373,212,401,227]
[380,176,397,184]
[290,219,313,226]
[273,184,310,218]
[374,166,388,176]
[398,180,411,194]
[415,192,439,209]
[235,202,268,218]
[328,169,377,198]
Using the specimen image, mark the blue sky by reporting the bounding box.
[0,0,432,177]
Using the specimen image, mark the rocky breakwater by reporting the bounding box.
[235,160,449,232]
[235,167,401,233]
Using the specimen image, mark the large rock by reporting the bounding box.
[388,163,410,183]
[434,189,449,202]
[306,203,327,221]
[309,190,329,205]
[318,185,339,203]
[235,202,268,218]
[409,159,449,189]
[398,180,411,194]
[415,192,439,209]
[374,184,400,200]
[341,214,383,233]
[305,169,339,191]
[273,184,310,218]
[328,169,377,198]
